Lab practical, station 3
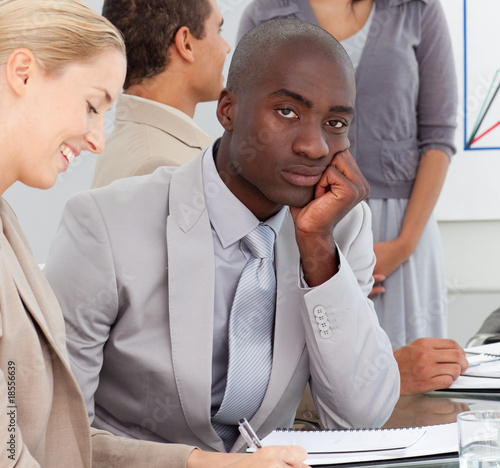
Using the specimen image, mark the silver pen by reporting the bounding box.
[238,418,263,450]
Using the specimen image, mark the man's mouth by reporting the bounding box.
[282,166,324,187]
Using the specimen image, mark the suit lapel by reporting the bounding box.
[270,212,306,398]
[166,154,224,450]
[166,161,306,450]
[1,209,55,344]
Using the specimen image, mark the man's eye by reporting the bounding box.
[327,120,346,128]
[277,108,298,119]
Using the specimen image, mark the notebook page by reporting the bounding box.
[259,426,426,453]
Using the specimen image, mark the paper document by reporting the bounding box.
[254,424,457,465]
[260,426,425,453]
[464,359,500,378]
[446,343,500,389]
[465,342,500,356]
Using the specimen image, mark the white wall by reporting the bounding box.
[441,220,500,346]
[3,0,499,345]
[437,0,500,221]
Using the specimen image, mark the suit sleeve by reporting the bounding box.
[300,202,400,429]
[91,428,194,468]
[44,192,119,423]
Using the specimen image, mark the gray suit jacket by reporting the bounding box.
[45,151,399,453]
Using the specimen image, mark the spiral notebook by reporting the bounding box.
[446,343,500,391]
[253,423,458,466]
[259,426,425,454]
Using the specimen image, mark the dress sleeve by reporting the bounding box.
[416,0,458,158]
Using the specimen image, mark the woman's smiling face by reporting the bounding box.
[11,47,126,190]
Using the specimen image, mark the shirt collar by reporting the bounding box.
[202,139,286,249]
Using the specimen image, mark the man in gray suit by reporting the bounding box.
[91,0,229,188]
[45,19,400,454]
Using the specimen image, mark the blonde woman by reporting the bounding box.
[0,1,307,467]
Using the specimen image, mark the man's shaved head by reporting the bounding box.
[215,17,356,217]
[227,18,353,95]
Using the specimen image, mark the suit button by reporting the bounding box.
[318,321,331,331]
[315,314,328,324]
[320,329,333,339]
[313,306,326,317]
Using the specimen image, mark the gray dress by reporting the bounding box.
[238,0,457,348]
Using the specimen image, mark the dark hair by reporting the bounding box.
[228,18,352,94]
[102,0,212,89]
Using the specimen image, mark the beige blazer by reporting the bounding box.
[91,94,212,188]
[0,199,192,467]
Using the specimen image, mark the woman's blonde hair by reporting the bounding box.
[0,0,125,72]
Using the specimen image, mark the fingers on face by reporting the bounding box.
[318,152,369,203]
[334,150,370,196]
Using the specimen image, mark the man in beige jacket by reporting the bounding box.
[91,0,230,188]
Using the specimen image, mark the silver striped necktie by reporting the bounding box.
[212,223,276,451]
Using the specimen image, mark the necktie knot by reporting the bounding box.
[243,224,275,259]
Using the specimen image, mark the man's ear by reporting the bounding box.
[5,49,37,96]
[216,88,236,132]
[173,26,195,64]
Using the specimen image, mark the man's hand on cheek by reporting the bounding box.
[290,150,369,235]
[290,150,369,287]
